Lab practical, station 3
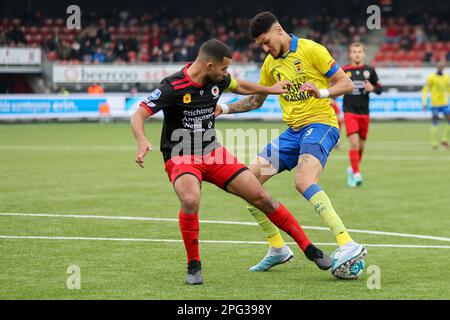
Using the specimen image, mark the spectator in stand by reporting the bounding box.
[80,39,93,63]
[70,39,82,61]
[415,26,427,44]
[57,41,72,61]
[385,18,399,43]
[93,47,106,64]
[424,42,434,62]
[105,46,116,63]
[160,42,174,62]
[7,24,26,46]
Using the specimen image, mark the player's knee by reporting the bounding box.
[350,140,359,150]
[180,195,200,213]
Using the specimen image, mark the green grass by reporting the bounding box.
[0,120,449,299]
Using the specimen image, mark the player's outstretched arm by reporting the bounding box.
[216,93,268,116]
[130,107,153,168]
[232,78,290,95]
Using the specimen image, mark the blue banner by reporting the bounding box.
[0,98,106,115]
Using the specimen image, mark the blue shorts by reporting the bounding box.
[431,106,450,116]
[259,123,339,172]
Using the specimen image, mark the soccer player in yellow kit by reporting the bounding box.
[422,61,450,150]
[216,12,367,279]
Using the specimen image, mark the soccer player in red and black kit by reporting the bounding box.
[342,42,382,187]
[131,39,332,285]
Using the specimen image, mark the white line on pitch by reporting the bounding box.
[1,145,449,161]
[1,212,450,243]
[0,235,449,249]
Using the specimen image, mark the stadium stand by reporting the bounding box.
[2,6,447,67]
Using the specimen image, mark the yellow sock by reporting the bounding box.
[336,231,353,247]
[304,184,353,246]
[431,125,439,147]
[247,206,285,248]
[442,124,449,142]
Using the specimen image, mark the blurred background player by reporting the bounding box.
[217,12,367,277]
[342,42,382,187]
[422,61,450,150]
[131,39,332,285]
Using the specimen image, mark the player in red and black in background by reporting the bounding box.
[342,42,382,187]
[131,39,333,285]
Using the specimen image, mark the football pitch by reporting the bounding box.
[0,120,449,300]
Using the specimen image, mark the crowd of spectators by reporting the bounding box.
[373,14,449,67]
[0,7,448,66]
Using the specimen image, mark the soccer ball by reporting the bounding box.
[331,250,365,280]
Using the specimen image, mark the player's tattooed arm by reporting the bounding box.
[226,94,268,114]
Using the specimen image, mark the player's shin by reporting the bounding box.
[265,203,311,252]
[431,124,439,147]
[349,149,360,173]
[248,205,285,248]
[303,184,353,247]
[179,209,200,263]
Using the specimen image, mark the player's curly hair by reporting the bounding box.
[249,11,278,38]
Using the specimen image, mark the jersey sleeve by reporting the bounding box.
[224,75,238,92]
[258,58,276,87]
[139,79,175,115]
[369,68,382,95]
[310,42,340,78]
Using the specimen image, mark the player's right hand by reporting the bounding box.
[135,140,153,168]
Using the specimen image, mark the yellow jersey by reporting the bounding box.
[259,35,339,129]
[422,73,449,107]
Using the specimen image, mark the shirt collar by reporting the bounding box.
[281,34,298,59]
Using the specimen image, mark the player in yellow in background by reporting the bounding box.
[216,12,367,279]
[422,61,450,150]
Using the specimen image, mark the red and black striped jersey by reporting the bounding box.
[140,63,234,163]
[342,64,382,115]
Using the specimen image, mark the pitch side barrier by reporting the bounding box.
[0,92,434,121]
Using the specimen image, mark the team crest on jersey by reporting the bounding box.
[363,70,371,79]
[149,89,161,100]
[346,71,352,77]
[211,85,219,97]
[183,93,192,104]
[294,59,302,73]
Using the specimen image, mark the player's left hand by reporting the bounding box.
[363,80,374,92]
[299,82,320,98]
